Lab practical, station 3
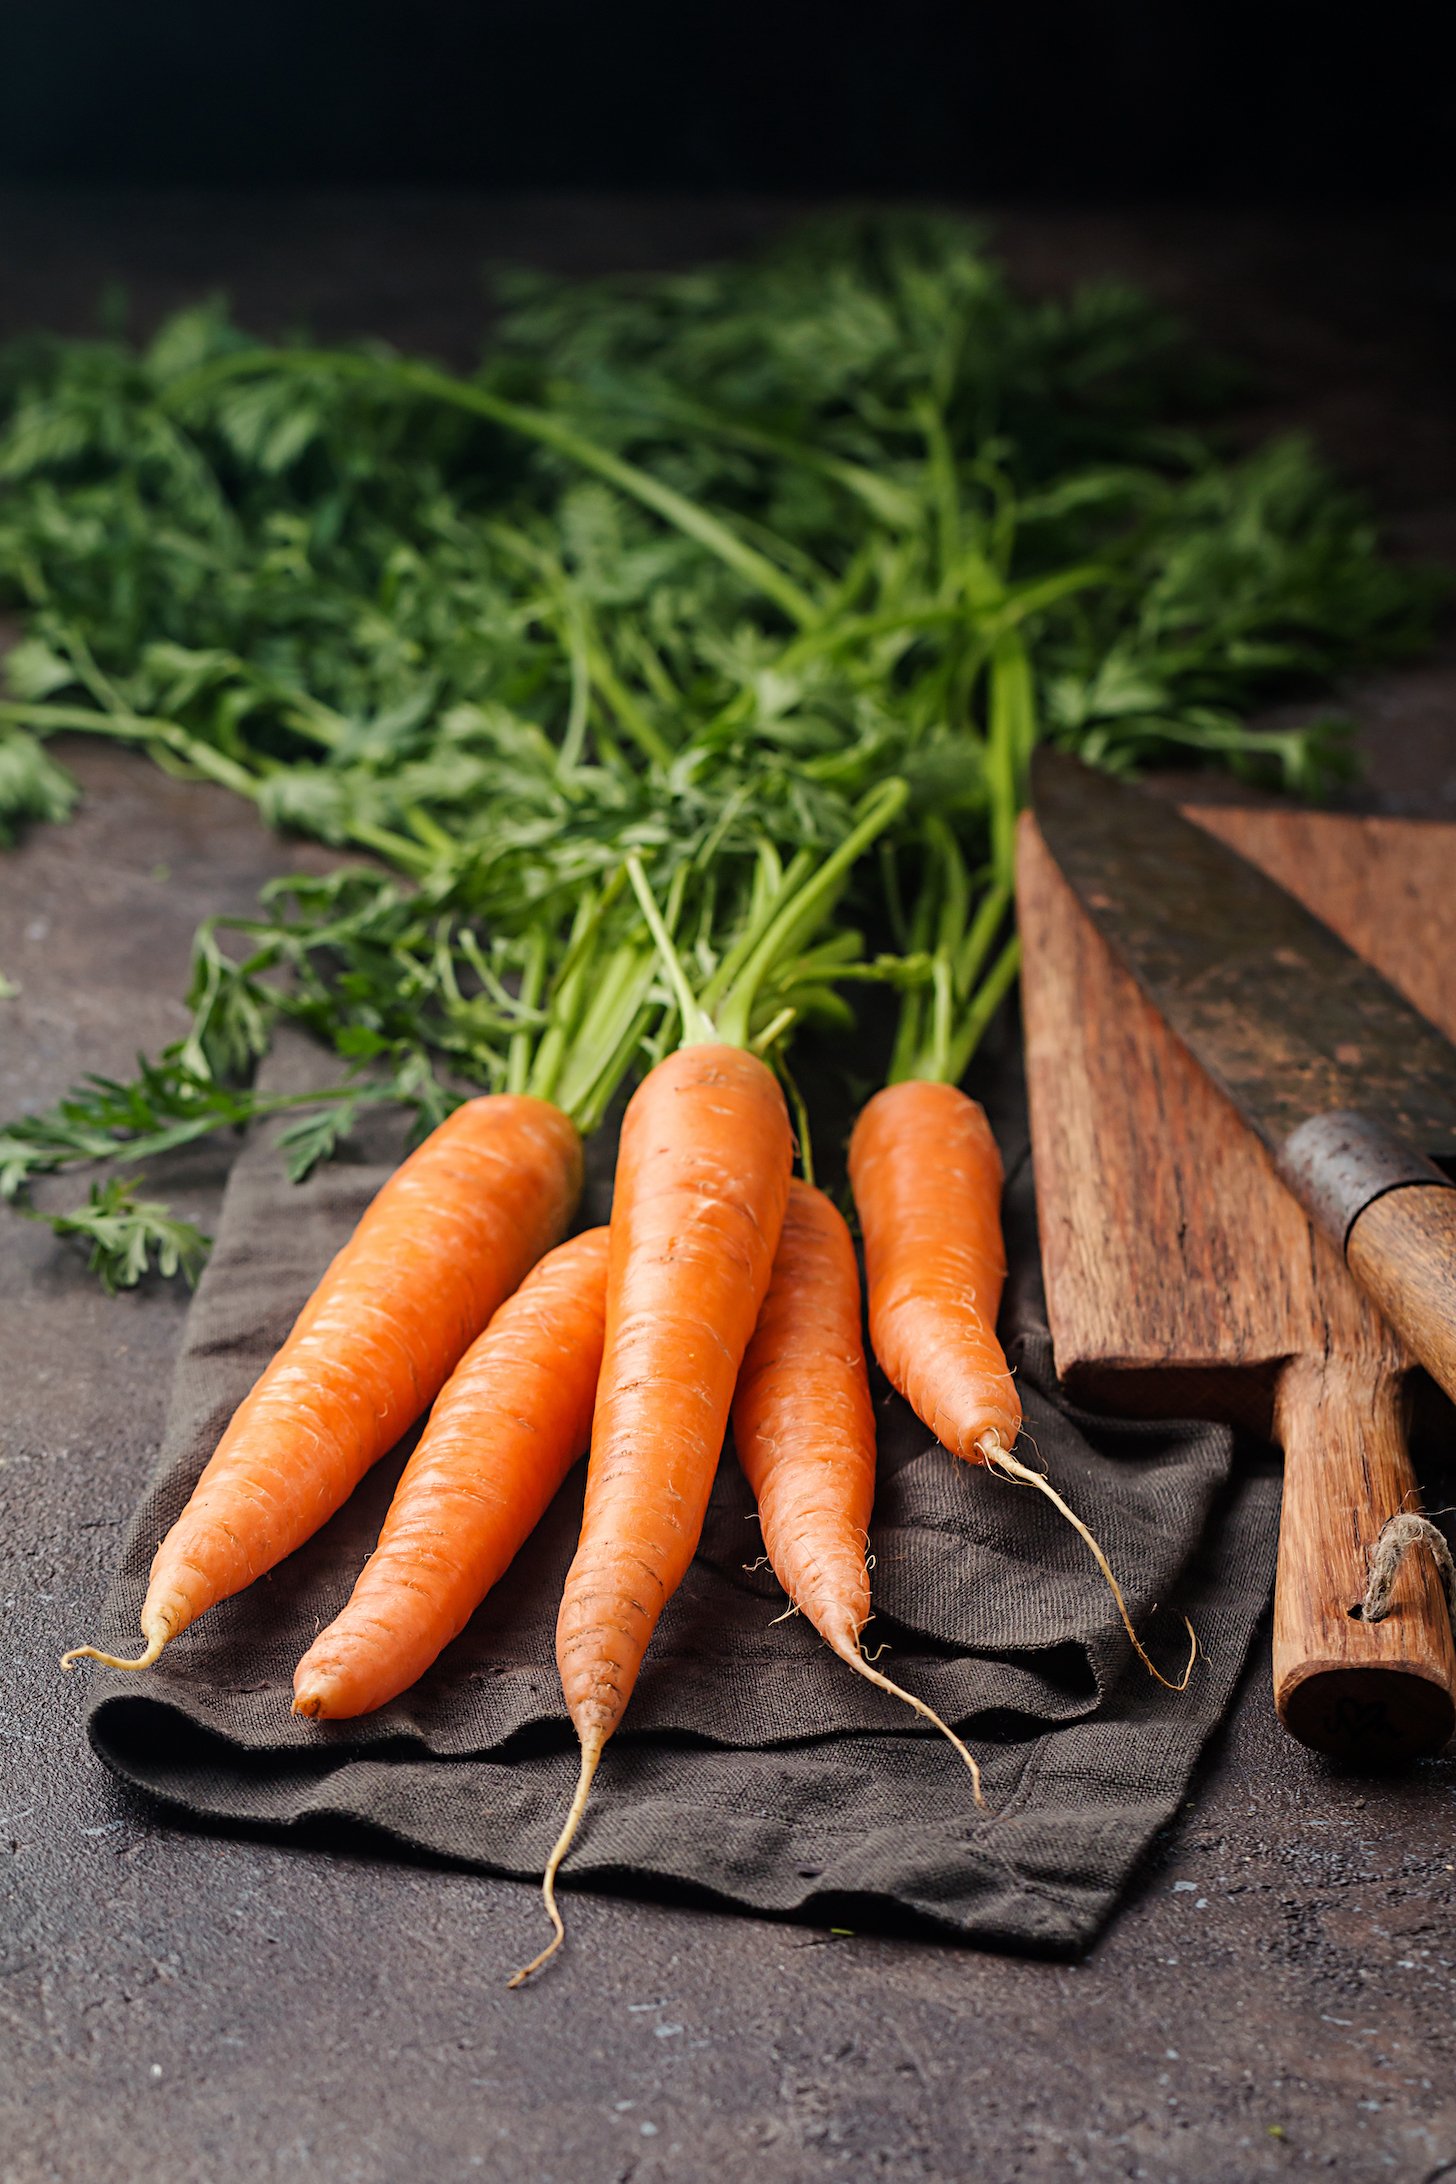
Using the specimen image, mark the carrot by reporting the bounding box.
[510,784,909,1985]
[733,1177,985,1802]
[292,1225,609,1721]
[510,1039,792,1983]
[62,1096,583,1675]
[849,1080,1019,1465]
[850,1078,1194,1687]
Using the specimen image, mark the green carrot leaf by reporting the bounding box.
[47,1180,212,1293]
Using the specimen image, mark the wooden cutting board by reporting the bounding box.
[1017,800,1456,1761]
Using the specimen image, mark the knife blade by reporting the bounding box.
[1031,748,1456,1409]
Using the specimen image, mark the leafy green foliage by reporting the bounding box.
[272,1100,363,1183]
[0,726,78,842]
[0,215,1442,1284]
[45,1180,211,1294]
[0,1053,280,1197]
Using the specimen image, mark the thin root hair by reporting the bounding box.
[835,1638,985,1808]
[59,1636,165,1674]
[980,1433,1198,1693]
[508,1740,602,1989]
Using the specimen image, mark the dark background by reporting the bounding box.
[2,0,1451,199]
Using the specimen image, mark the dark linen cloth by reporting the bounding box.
[84,1030,1278,1951]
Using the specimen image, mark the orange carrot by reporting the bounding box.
[733,1177,984,1800]
[62,1096,583,1675]
[850,1078,1193,1687]
[513,1040,792,1982]
[849,1080,1019,1465]
[293,1225,609,1721]
[510,785,907,1982]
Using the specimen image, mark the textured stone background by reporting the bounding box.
[2,196,1454,2183]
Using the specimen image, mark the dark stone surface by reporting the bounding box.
[2,196,1455,2183]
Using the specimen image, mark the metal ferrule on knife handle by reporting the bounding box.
[1278,1112,1456,1406]
[1278,1110,1452,1243]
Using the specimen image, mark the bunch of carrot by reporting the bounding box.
[63,788,1191,1984]
[51,387,1200,1977]
[22,215,1406,1979]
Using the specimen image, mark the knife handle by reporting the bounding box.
[1347,1183,1456,1407]
[1273,1351,1456,1763]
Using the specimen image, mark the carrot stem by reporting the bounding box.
[779,1055,815,1188]
[942,930,1021,1084]
[987,630,1036,887]
[506,930,551,1096]
[712,778,909,1048]
[0,698,263,806]
[525,891,608,1106]
[1,698,433,875]
[624,856,716,1046]
[551,945,660,1133]
[749,1004,796,1055]
[952,879,1012,1003]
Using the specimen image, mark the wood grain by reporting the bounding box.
[1017,803,1456,1761]
[1273,1352,1456,1757]
[1348,1185,1456,1408]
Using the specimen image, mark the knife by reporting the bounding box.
[1032,748,1456,1753]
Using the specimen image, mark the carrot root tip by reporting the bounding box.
[980,1435,1199,1694]
[832,1635,986,1808]
[59,1632,167,1675]
[508,1738,603,1990]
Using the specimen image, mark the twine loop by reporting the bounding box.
[1356,1514,1456,1631]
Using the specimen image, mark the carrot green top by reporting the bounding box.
[887,627,1032,1087]
[626,775,909,1059]
[886,820,1020,1088]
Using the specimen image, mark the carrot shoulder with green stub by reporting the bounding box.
[61,894,659,1680]
[512,777,909,1986]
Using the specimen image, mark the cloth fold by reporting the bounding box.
[84,1030,1278,1951]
